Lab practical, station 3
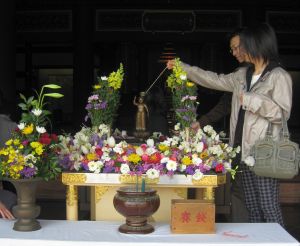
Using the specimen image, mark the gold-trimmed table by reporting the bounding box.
[61,173,226,221]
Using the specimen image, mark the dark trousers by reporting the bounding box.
[230,171,249,222]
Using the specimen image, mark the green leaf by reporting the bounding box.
[19,93,26,101]
[44,93,64,98]
[43,84,62,89]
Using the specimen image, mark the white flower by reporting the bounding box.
[120,164,130,174]
[244,156,255,167]
[107,136,116,147]
[136,147,144,156]
[36,126,46,134]
[194,142,204,153]
[101,76,108,80]
[24,154,37,164]
[146,147,156,155]
[88,161,103,173]
[160,157,169,164]
[166,159,177,171]
[81,145,89,155]
[180,74,187,80]
[179,164,186,172]
[18,122,26,130]
[192,169,204,181]
[32,108,42,116]
[174,123,180,131]
[113,145,124,155]
[203,125,213,133]
[192,156,202,166]
[146,168,160,179]
[223,161,232,170]
[146,138,154,147]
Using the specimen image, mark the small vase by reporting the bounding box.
[113,186,160,234]
[9,178,42,231]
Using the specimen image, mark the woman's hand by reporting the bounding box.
[166,60,175,70]
[0,201,15,220]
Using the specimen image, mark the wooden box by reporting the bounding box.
[171,199,215,234]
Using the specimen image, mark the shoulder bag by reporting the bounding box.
[250,110,300,179]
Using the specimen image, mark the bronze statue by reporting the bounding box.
[133,92,149,131]
[133,92,150,139]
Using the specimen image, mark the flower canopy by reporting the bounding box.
[58,124,239,180]
[0,84,63,180]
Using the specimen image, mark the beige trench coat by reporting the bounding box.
[181,63,293,161]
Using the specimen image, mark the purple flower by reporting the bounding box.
[182,116,190,121]
[81,162,89,171]
[94,103,102,110]
[20,167,36,178]
[59,156,73,170]
[85,103,93,110]
[100,101,107,109]
[185,165,195,175]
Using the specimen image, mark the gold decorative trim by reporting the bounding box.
[217,174,226,185]
[66,185,78,206]
[192,174,226,186]
[203,187,215,201]
[62,173,87,184]
[119,174,159,184]
[95,186,110,203]
[173,188,188,199]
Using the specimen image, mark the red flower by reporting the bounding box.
[215,163,224,173]
[39,133,52,145]
[95,147,103,158]
[159,135,167,142]
[148,152,162,164]
[51,134,58,142]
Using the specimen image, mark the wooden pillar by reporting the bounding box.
[73,3,94,130]
[0,0,16,117]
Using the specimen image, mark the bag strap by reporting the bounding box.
[266,108,290,140]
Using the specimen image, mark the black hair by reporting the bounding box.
[240,23,279,64]
[226,27,246,43]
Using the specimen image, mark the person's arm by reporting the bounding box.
[242,69,292,124]
[198,93,232,126]
[0,201,14,220]
[181,62,239,93]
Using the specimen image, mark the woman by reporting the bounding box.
[167,23,292,226]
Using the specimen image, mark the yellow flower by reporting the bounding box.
[94,84,101,89]
[200,151,208,159]
[13,139,20,145]
[158,144,169,152]
[30,141,43,149]
[5,139,13,146]
[186,82,195,87]
[127,153,141,164]
[87,153,97,161]
[22,124,34,135]
[35,147,44,156]
[182,156,192,165]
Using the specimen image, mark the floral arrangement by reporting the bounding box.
[85,64,124,128]
[0,84,63,180]
[57,124,239,180]
[167,58,198,128]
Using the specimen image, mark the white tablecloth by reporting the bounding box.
[0,220,299,246]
